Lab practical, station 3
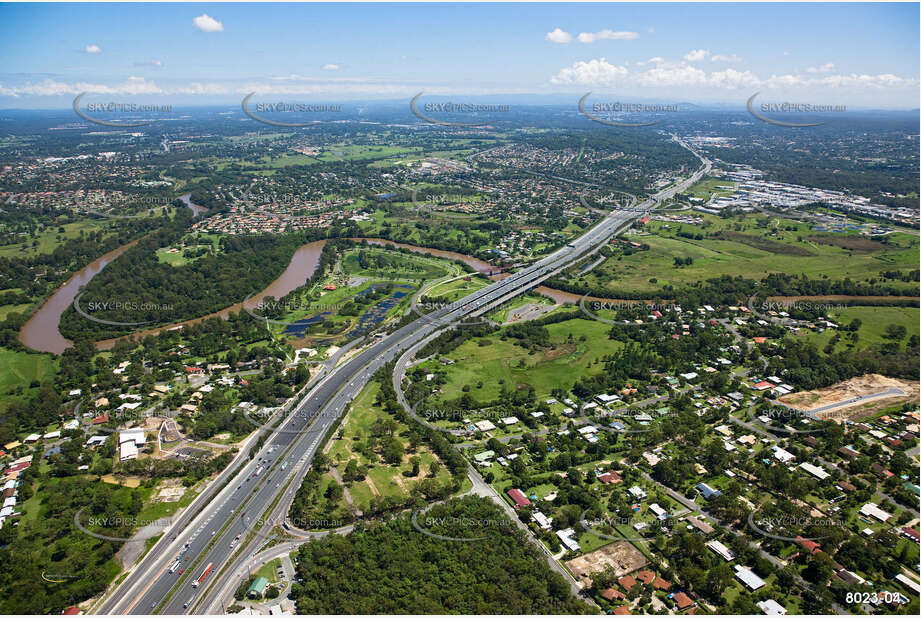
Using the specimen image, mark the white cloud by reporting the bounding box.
[683,49,709,62]
[550,58,630,86]
[577,29,639,43]
[550,56,913,96]
[193,14,224,33]
[173,82,231,95]
[321,64,341,71]
[134,60,163,68]
[545,28,572,43]
[84,44,102,54]
[711,54,743,63]
[807,62,836,74]
[1,76,164,97]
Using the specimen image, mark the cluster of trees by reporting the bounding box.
[766,338,919,388]
[0,465,153,614]
[762,272,918,298]
[58,215,319,340]
[290,496,588,614]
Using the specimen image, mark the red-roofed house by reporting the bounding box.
[618,575,637,591]
[3,461,30,476]
[752,337,767,344]
[752,381,772,390]
[796,536,821,554]
[601,588,626,601]
[598,471,623,485]
[613,606,630,615]
[902,527,920,543]
[673,592,694,610]
[91,412,109,425]
[635,570,655,585]
[506,488,531,510]
[62,608,81,615]
[653,577,672,591]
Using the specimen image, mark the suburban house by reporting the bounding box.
[507,488,531,510]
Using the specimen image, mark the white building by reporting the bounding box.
[707,540,736,562]
[474,420,496,432]
[859,502,892,523]
[118,428,146,462]
[735,565,766,590]
[628,485,647,500]
[532,510,552,530]
[799,462,830,480]
[556,528,580,552]
[771,445,795,464]
[757,599,787,615]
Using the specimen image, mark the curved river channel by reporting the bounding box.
[20,221,614,354]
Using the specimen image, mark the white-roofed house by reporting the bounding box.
[757,599,787,615]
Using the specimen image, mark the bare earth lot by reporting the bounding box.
[565,541,648,586]
[778,374,920,421]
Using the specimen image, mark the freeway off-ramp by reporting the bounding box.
[98,137,710,615]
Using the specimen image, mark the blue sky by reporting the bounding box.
[0,2,918,108]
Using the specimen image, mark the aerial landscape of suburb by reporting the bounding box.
[0,1,918,616]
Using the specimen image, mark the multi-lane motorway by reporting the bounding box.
[99,136,710,615]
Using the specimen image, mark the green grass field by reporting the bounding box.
[578,213,919,296]
[0,303,32,320]
[0,220,115,258]
[255,558,283,584]
[326,382,454,512]
[429,317,623,402]
[0,346,57,398]
[426,276,490,302]
[686,177,738,201]
[802,306,920,352]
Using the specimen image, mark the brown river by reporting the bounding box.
[20,232,621,354]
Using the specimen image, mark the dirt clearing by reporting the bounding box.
[565,541,648,586]
[778,374,919,421]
